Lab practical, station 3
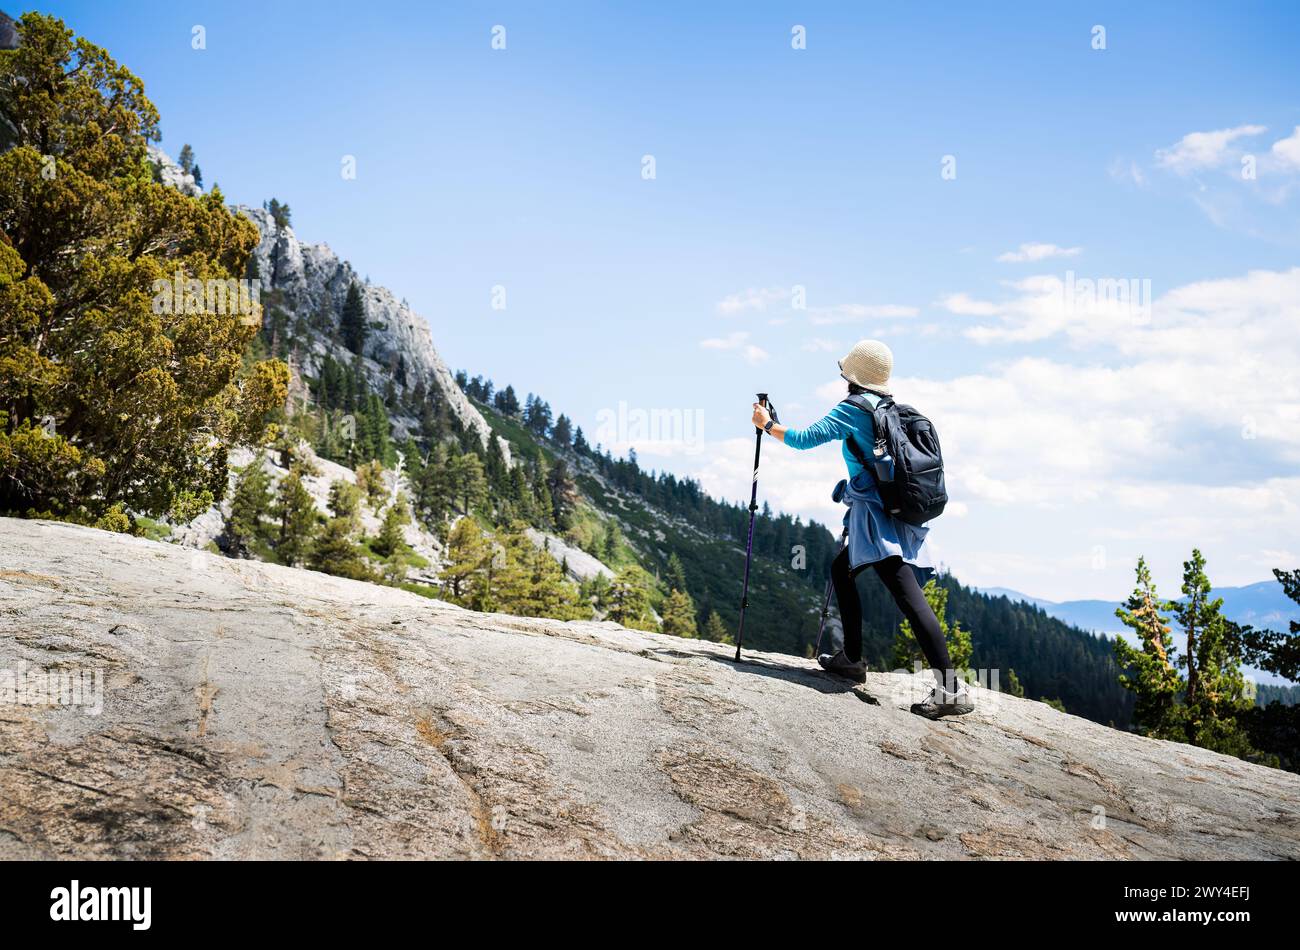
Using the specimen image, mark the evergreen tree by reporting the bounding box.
[177,143,195,174]
[274,470,317,566]
[1113,557,1183,739]
[546,459,579,531]
[551,414,573,447]
[448,453,488,514]
[0,14,287,524]
[414,444,453,527]
[572,426,590,455]
[666,552,689,595]
[604,567,655,631]
[602,523,621,564]
[372,495,411,559]
[327,479,362,526]
[494,526,589,621]
[1004,668,1026,698]
[227,454,273,557]
[441,517,490,606]
[1170,550,1255,756]
[308,515,375,581]
[661,588,699,638]
[341,282,367,356]
[265,197,292,228]
[354,460,387,511]
[1241,568,1300,682]
[493,385,521,416]
[703,610,732,644]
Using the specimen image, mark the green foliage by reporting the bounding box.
[603,567,656,631]
[273,469,317,567]
[372,495,410,559]
[1170,550,1256,756]
[0,13,287,522]
[1113,557,1184,740]
[661,588,698,639]
[1004,668,1025,698]
[327,478,362,525]
[702,610,732,644]
[308,515,374,581]
[354,460,387,511]
[265,197,291,228]
[440,517,491,607]
[227,454,274,557]
[340,281,367,356]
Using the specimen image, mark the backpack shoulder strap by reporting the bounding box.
[837,396,877,468]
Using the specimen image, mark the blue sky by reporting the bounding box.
[33,0,1300,600]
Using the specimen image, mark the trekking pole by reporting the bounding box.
[812,526,849,658]
[735,392,775,662]
[812,478,850,658]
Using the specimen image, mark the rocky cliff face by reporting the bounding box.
[143,145,498,454]
[3,517,1297,860]
[239,205,497,452]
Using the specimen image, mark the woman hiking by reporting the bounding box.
[749,339,973,719]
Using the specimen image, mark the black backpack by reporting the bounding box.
[840,393,947,526]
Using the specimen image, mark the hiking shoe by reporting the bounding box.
[818,650,867,684]
[911,683,974,720]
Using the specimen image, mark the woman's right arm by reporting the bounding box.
[779,404,858,451]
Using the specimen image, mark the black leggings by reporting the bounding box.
[831,548,953,679]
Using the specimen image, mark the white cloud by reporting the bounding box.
[715,287,789,315]
[938,292,999,316]
[1107,158,1147,187]
[802,338,841,352]
[1271,125,1300,169]
[699,331,769,364]
[1154,124,1266,174]
[962,273,1155,345]
[996,243,1082,263]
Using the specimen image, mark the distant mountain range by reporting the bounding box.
[979,581,1299,686]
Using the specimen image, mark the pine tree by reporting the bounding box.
[1171,550,1255,756]
[1113,556,1184,739]
[372,496,410,559]
[448,453,488,514]
[441,517,490,605]
[354,460,386,511]
[341,282,367,356]
[494,385,521,416]
[0,15,287,524]
[661,588,699,638]
[327,479,362,526]
[308,516,374,581]
[1004,668,1026,698]
[493,526,589,621]
[666,552,689,595]
[274,470,317,566]
[703,610,732,644]
[604,567,654,631]
[551,414,573,447]
[227,454,273,556]
[177,143,195,174]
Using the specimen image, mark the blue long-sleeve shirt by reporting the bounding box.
[782,393,883,479]
[783,394,933,569]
